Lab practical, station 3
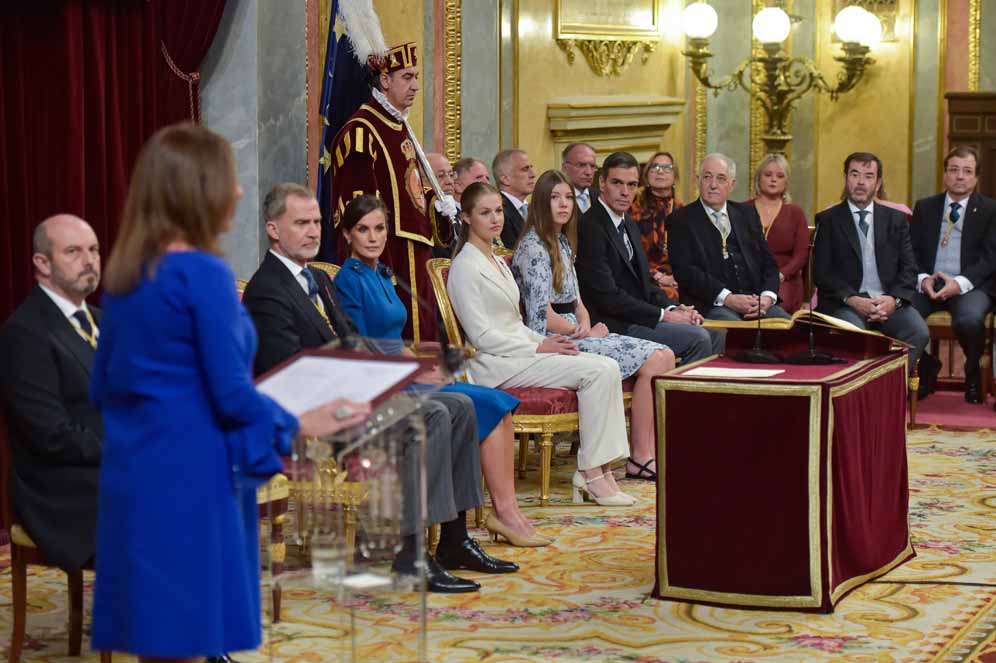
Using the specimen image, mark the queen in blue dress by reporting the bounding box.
[333,195,549,547]
[90,124,370,661]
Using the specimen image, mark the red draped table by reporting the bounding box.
[651,325,915,612]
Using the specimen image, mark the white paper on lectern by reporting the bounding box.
[257,355,420,415]
[683,367,785,378]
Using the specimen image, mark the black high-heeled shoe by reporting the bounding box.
[625,457,657,482]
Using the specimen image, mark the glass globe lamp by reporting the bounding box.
[752,7,792,45]
[682,2,719,40]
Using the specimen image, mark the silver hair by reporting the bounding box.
[262,183,314,223]
[492,149,527,182]
[699,152,737,180]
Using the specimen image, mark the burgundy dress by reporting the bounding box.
[751,200,810,314]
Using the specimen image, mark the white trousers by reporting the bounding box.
[498,353,629,470]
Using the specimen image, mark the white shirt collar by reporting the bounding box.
[38,283,97,336]
[598,197,626,228]
[269,249,310,295]
[38,283,89,319]
[944,192,970,212]
[371,87,409,122]
[700,199,729,219]
[847,199,874,217]
[574,187,590,198]
[501,191,526,211]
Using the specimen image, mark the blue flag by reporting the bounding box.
[316,5,374,263]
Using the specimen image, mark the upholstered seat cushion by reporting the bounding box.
[503,387,579,416]
[503,378,635,416]
[925,311,994,327]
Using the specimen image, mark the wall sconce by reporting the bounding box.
[682,2,881,155]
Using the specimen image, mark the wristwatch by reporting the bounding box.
[894,297,902,309]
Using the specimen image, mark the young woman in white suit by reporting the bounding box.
[447,182,634,506]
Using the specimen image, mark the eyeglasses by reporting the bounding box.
[567,161,597,171]
[648,163,674,173]
[945,166,976,176]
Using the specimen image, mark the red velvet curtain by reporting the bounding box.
[0,1,226,322]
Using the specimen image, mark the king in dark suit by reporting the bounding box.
[813,152,929,374]
[668,153,790,321]
[0,215,102,572]
[910,147,996,403]
[243,183,514,593]
[576,151,723,365]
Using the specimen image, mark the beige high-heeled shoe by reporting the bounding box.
[572,471,634,506]
[484,513,552,547]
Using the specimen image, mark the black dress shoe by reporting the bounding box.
[965,382,983,404]
[436,537,519,574]
[392,552,480,593]
[206,656,240,663]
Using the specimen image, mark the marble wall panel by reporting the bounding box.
[201,0,263,280]
[461,0,501,164]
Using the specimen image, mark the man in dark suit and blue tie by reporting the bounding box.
[668,153,790,321]
[910,146,996,403]
[813,152,929,374]
[0,215,103,573]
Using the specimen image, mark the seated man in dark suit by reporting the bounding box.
[493,148,536,248]
[243,183,514,593]
[668,153,790,321]
[910,146,996,404]
[814,152,929,374]
[0,215,102,573]
[576,151,724,365]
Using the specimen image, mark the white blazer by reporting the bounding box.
[447,242,556,387]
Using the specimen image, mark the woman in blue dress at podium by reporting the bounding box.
[334,195,550,548]
[91,124,370,661]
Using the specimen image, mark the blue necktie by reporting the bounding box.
[950,202,961,224]
[576,190,590,213]
[300,267,320,304]
[857,210,869,237]
[519,202,529,219]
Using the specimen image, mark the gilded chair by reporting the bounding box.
[0,415,112,663]
[924,311,995,399]
[428,257,634,506]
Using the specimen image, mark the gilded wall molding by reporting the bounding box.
[695,81,707,167]
[444,0,463,163]
[968,0,980,91]
[557,39,657,77]
[748,0,767,170]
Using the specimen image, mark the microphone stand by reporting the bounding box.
[732,293,782,364]
[389,267,466,376]
[785,221,843,365]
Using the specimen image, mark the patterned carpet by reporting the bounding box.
[1,426,993,662]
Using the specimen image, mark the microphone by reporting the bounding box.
[377,263,465,376]
[785,219,844,365]
[732,291,782,364]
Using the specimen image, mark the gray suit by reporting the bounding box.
[403,391,482,535]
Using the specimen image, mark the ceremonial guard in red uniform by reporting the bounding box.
[329,42,455,342]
